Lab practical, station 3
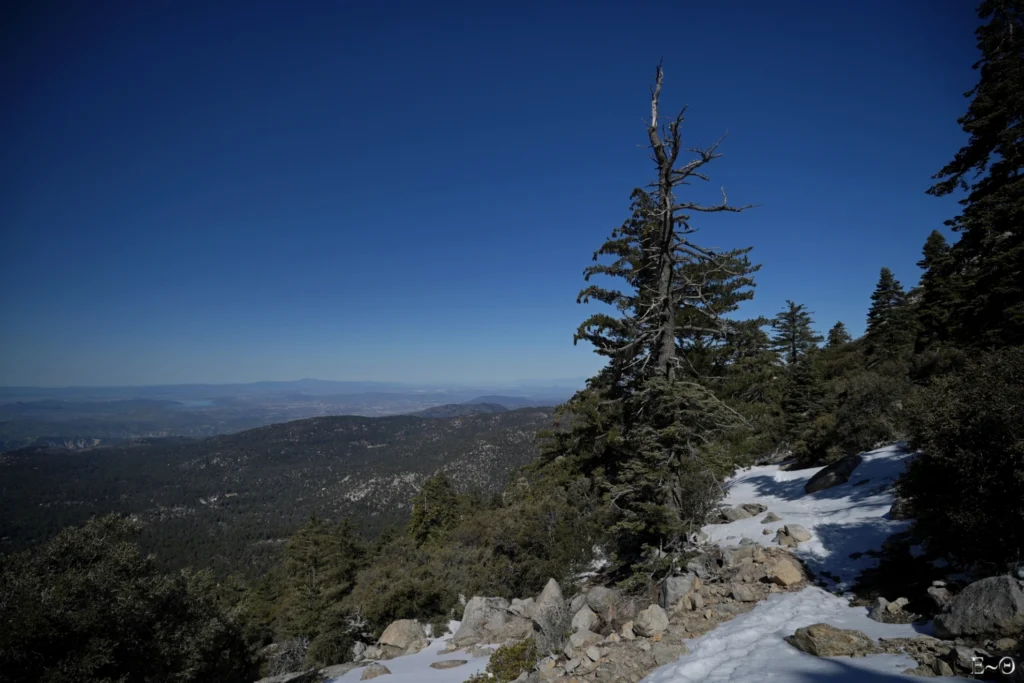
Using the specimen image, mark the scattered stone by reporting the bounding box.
[659,574,702,609]
[867,597,916,624]
[785,623,881,657]
[762,512,782,523]
[586,645,601,662]
[934,575,1024,640]
[634,605,669,637]
[804,454,863,494]
[730,584,761,602]
[429,660,468,670]
[360,662,392,680]
[783,525,812,543]
[620,621,636,640]
[564,629,603,659]
[572,605,600,633]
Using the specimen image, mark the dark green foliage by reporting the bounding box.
[927,0,1024,348]
[900,348,1024,573]
[913,231,956,352]
[781,355,823,445]
[865,268,914,361]
[409,473,468,546]
[770,301,823,365]
[826,321,852,348]
[465,640,540,682]
[0,515,256,683]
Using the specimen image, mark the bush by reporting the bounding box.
[465,640,539,682]
[832,368,910,453]
[0,515,257,683]
[899,347,1024,573]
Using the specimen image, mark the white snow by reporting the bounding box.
[702,444,915,591]
[327,621,491,683]
[640,444,974,682]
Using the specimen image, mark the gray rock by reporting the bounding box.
[634,604,669,637]
[659,573,701,609]
[722,545,764,568]
[762,512,782,523]
[785,623,881,657]
[585,586,620,622]
[773,529,798,548]
[533,578,571,656]
[739,537,756,546]
[452,597,533,647]
[351,641,367,659]
[586,645,601,662]
[568,593,588,616]
[429,660,468,670]
[685,552,720,579]
[783,525,812,543]
[509,597,536,619]
[377,619,428,656]
[571,605,600,633]
[360,662,392,680]
[730,584,761,602]
[563,630,602,659]
[926,585,953,609]
[804,454,863,494]
[934,576,1024,640]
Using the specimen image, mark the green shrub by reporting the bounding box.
[465,640,540,682]
[832,369,910,453]
[899,348,1024,573]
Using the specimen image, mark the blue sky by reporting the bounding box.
[0,0,978,387]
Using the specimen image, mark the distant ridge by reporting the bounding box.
[411,402,509,418]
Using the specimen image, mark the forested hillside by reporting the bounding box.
[0,408,553,574]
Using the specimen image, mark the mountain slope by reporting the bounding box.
[411,402,509,418]
[0,408,555,575]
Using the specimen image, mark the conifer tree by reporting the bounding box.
[826,321,852,348]
[914,230,957,351]
[927,0,1024,346]
[865,267,913,360]
[770,301,822,365]
[408,473,464,546]
[781,353,823,443]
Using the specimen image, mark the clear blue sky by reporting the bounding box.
[0,0,978,387]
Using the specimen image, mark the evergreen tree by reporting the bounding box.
[770,301,823,365]
[826,321,852,348]
[781,353,823,444]
[914,230,957,352]
[927,0,1024,346]
[408,473,464,546]
[865,267,913,360]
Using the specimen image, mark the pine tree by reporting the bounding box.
[914,230,957,351]
[770,301,823,365]
[408,473,464,546]
[865,267,913,360]
[781,354,823,444]
[826,321,852,348]
[927,0,1024,347]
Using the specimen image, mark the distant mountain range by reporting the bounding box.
[0,408,557,575]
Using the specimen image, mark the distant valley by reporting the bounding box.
[0,407,557,576]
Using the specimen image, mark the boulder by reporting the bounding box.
[773,529,798,548]
[722,545,764,568]
[563,629,603,659]
[785,623,881,657]
[739,537,756,546]
[533,578,571,655]
[762,512,782,523]
[934,576,1024,640]
[571,605,600,633]
[429,660,468,670]
[783,525,812,543]
[634,604,669,637]
[585,586,621,622]
[730,584,761,602]
[360,662,392,680]
[765,555,805,587]
[377,619,428,656]
[659,573,702,609]
[452,597,533,647]
[509,597,536,619]
[804,454,863,494]
[867,597,915,624]
[685,552,720,579]
[926,585,953,610]
[712,503,768,523]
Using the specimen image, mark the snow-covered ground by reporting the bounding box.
[642,444,972,683]
[328,621,489,682]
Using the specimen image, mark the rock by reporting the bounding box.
[730,584,761,602]
[739,537,756,546]
[785,623,881,657]
[991,637,1018,652]
[934,576,1024,640]
[429,660,468,669]
[452,597,533,647]
[568,592,588,616]
[533,578,571,655]
[774,529,798,548]
[634,604,669,637]
[319,663,359,678]
[685,552,719,579]
[742,503,768,516]
[572,605,601,633]
[254,673,323,683]
[510,597,536,619]
[377,619,428,656]
[691,592,705,610]
[467,645,495,658]
[351,641,367,660]
[586,645,601,661]
[620,620,636,639]
[564,630,603,659]
[564,657,582,673]
[360,663,392,680]
[783,524,812,543]
[585,586,621,622]
[762,512,782,523]
[659,574,702,609]
[714,503,768,523]
[926,584,953,609]
[765,555,805,587]
[763,528,772,535]
[362,645,383,660]
[722,545,764,568]
[804,454,863,494]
